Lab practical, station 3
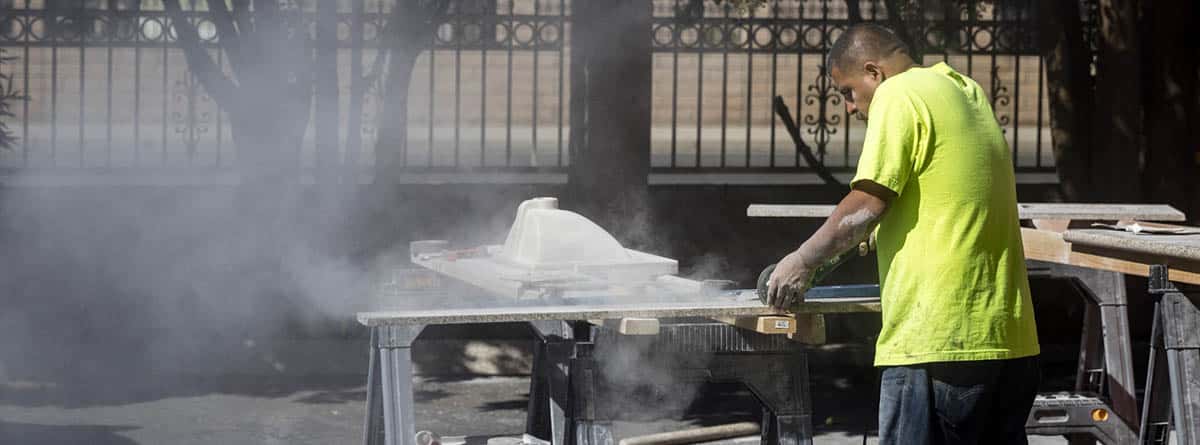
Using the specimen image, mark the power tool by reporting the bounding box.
[755,237,882,306]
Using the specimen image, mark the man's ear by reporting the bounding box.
[863,61,884,82]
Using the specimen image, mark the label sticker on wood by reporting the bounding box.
[774,320,791,329]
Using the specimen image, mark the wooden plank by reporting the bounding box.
[1021,227,1071,263]
[712,315,798,335]
[788,314,827,345]
[358,297,881,327]
[1067,245,1200,286]
[748,203,1185,221]
[1021,227,1200,286]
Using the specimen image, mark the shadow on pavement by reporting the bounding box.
[0,421,140,445]
[0,373,366,409]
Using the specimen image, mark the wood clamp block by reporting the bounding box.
[712,314,826,343]
[587,317,661,335]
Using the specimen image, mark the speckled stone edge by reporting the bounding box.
[357,297,881,326]
[748,203,1186,221]
[1063,229,1200,262]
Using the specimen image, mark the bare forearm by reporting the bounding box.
[795,189,888,268]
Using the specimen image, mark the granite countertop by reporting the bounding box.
[1062,229,1200,262]
[357,296,881,326]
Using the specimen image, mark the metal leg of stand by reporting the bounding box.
[734,352,813,445]
[365,330,385,445]
[526,321,574,445]
[1139,301,1173,445]
[363,324,425,445]
[1070,267,1138,421]
[1140,265,1200,445]
[1027,263,1138,443]
[569,342,614,445]
[1160,291,1200,444]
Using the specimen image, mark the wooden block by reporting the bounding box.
[1021,227,1071,263]
[1031,219,1071,233]
[608,317,660,335]
[713,315,798,335]
[788,314,827,345]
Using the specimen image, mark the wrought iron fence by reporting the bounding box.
[650,0,1065,173]
[0,0,570,173]
[0,0,1080,178]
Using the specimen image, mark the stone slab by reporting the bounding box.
[358,296,881,327]
[1063,229,1200,262]
[747,203,1185,221]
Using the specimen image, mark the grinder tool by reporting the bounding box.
[755,238,878,306]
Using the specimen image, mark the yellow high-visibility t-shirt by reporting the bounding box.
[852,62,1040,366]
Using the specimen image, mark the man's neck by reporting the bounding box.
[881,56,917,77]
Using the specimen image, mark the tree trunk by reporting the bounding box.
[882,0,921,62]
[568,0,653,245]
[374,47,421,184]
[1038,0,1094,201]
[315,0,340,188]
[1091,0,1143,202]
[344,0,366,185]
[372,0,448,184]
[1142,0,1199,220]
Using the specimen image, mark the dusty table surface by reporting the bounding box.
[747,203,1185,221]
[358,296,881,326]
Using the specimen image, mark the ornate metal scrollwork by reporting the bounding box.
[989,64,1010,128]
[172,73,211,158]
[803,64,841,157]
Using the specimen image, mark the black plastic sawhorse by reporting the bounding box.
[1139,265,1200,445]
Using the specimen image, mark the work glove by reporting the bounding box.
[766,249,816,310]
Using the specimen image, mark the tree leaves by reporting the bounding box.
[0,49,29,151]
[712,0,769,15]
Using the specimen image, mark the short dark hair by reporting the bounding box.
[827,23,911,75]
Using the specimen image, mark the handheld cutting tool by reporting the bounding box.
[755,247,879,308]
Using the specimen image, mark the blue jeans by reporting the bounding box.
[878,356,1040,445]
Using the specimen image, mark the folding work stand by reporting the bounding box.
[566,321,813,445]
[364,324,424,445]
[364,316,830,445]
[1024,261,1139,444]
[364,321,584,445]
[1138,265,1200,445]
[525,320,584,445]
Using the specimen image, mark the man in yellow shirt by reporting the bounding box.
[765,24,1040,444]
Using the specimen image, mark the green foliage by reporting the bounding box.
[712,0,768,15]
[0,48,28,151]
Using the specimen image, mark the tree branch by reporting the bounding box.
[846,0,863,24]
[882,0,921,60]
[163,0,239,110]
[774,96,841,185]
[206,0,245,75]
[231,0,253,40]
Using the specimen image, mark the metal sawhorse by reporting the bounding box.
[1139,265,1200,445]
[363,321,583,445]
[364,318,818,445]
[1024,261,1139,444]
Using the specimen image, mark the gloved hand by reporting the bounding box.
[765,249,817,310]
